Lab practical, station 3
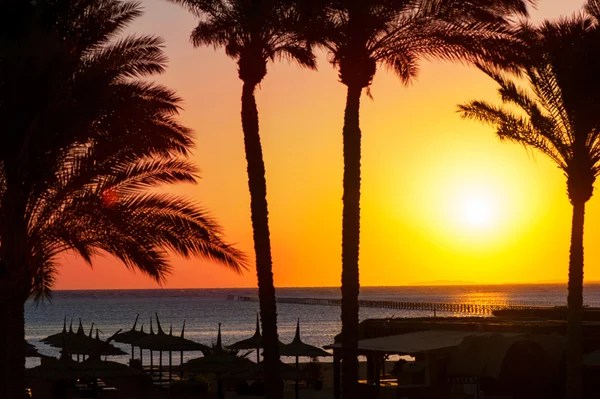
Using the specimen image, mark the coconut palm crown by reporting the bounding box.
[459,4,600,398]
[0,1,246,397]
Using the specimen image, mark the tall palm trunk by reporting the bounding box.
[340,84,362,399]
[0,294,26,399]
[0,180,30,399]
[240,80,283,399]
[566,199,585,399]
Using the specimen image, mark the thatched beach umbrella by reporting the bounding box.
[41,317,73,347]
[279,319,331,399]
[28,330,142,398]
[228,313,287,363]
[60,328,126,359]
[25,341,44,358]
[228,314,263,363]
[180,324,253,399]
[113,315,147,360]
[280,319,332,364]
[45,319,123,361]
[134,314,208,383]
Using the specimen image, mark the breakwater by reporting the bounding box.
[227,295,549,315]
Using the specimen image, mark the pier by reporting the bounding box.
[226,295,550,315]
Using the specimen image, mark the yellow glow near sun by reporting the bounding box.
[461,196,494,227]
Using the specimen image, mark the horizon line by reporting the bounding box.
[52,281,600,292]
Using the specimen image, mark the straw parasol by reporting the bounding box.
[27,330,143,399]
[133,314,209,383]
[279,319,331,399]
[41,317,73,347]
[227,313,264,363]
[180,324,253,399]
[280,319,331,363]
[113,315,148,361]
[228,313,287,363]
[25,341,44,358]
[45,319,124,361]
[59,327,126,359]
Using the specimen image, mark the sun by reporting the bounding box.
[460,196,494,227]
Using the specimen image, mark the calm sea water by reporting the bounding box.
[24,284,600,367]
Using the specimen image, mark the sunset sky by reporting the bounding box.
[55,0,596,290]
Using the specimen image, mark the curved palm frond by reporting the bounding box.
[0,0,248,303]
[459,3,600,197]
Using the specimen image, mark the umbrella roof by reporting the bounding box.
[220,361,306,381]
[113,314,147,345]
[228,314,263,350]
[25,341,44,358]
[180,324,253,374]
[133,314,209,352]
[41,317,72,346]
[279,319,331,358]
[60,328,126,357]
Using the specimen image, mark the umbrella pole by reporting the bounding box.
[169,350,172,382]
[150,350,153,375]
[159,350,163,383]
[256,347,259,365]
[180,350,183,378]
[140,348,143,368]
[217,379,225,399]
[295,355,299,399]
[131,344,134,361]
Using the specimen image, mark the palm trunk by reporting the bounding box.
[241,80,282,399]
[340,84,362,399]
[0,289,26,399]
[566,200,585,399]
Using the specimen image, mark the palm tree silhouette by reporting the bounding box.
[459,4,600,397]
[0,1,246,397]
[310,1,534,396]
[166,1,316,397]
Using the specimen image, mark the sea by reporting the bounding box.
[24,284,600,368]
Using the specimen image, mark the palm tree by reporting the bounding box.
[309,1,535,396]
[459,5,600,398]
[0,1,247,397]
[165,1,316,397]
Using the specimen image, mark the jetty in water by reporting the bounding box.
[226,295,549,315]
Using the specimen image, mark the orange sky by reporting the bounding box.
[55,0,596,290]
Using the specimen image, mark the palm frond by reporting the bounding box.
[459,100,567,170]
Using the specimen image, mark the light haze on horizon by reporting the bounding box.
[55,0,594,290]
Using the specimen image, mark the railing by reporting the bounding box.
[226,295,551,315]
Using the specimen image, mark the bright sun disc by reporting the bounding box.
[461,197,493,227]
